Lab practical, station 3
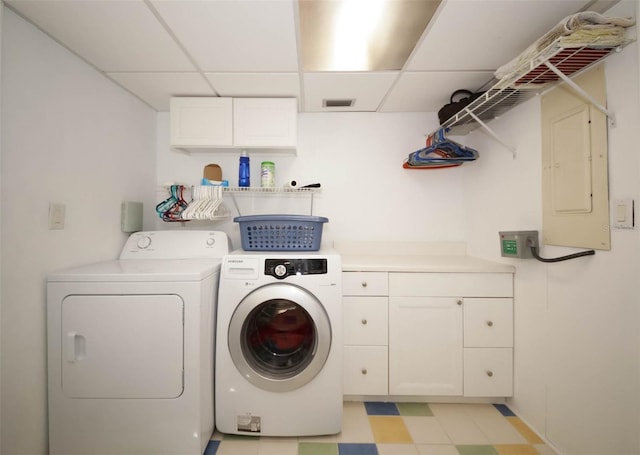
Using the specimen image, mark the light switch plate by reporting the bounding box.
[612,198,634,229]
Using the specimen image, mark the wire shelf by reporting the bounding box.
[223,187,320,194]
[439,34,630,140]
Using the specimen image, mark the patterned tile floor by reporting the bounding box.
[205,401,557,455]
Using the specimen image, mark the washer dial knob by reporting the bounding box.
[274,264,288,277]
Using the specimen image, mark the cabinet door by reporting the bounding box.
[463,298,513,347]
[170,97,232,147]
[464,348,513,397]
[233,98,297,147]
[344,346,388,395]
[389,297,462,396]
[343,296,388,345]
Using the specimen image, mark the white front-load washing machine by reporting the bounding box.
[215,250,342,436]
[46,230,230,455]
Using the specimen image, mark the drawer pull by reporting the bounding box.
[361,368,368,375]
[486,320,494,327]
[486,370,494,377]
[361,281,368,288]
[361,319,368,325]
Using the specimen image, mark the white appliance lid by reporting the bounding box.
[47,258,222,282]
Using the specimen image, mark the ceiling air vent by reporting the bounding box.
[323,99,355,108]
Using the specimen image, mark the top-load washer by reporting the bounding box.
[215,250,342,437]
[46,230,230,455]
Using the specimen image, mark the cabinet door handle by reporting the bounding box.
[361,318,368,325]
[361,368,368,375]
[457,299,463,306]
[486,320,494,327]
[361,281,368,288]
[486,370,494,377]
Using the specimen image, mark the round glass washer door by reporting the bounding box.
[228,283,331,392]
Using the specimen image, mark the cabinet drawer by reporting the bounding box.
[343,272,388,296]
[389,273,513,297]
[343,297,388,345]
[344,346,388,395]
[463,348,513,397]
[464,298,513,347]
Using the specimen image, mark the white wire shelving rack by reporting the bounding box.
[223,187,320,217]
[436,34,633,157]
[157,185,321,222]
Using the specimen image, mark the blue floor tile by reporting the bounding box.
[338,443,379,455]
[204,439,220,455]
[364,401,399,416]
[493,404,516,417]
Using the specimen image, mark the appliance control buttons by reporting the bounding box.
[137,236,152,249]
[206,237,216,246]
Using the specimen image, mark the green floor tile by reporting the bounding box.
[456,445,500,455]
[298,442,339,455]
[396,402,433,416]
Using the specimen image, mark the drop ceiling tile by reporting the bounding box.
[303,72,399,112]
[206,73,300,98]
[107,73,215,111]
[6,0,195,71]
[151,0,299,72]
[380,71,494,113]
[406,0,593,71]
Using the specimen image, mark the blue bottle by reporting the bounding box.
[238,150,250,187]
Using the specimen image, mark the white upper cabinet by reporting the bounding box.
[233,98,297,148]
[170,97,232,148]
[170,97,297,152]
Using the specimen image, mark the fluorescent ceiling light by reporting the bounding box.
[299,0,442,71]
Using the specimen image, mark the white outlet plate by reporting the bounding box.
[49,203,66,230]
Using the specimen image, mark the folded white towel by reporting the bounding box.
[494,11,635,80]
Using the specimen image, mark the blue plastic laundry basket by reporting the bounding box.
[235,215,328,251]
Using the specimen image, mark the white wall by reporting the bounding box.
[0,4,4,452]
[0,9,157,454]
[464,33,640,455]
[156,112,473,250]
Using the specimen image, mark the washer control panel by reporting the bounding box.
[265,259,327,280]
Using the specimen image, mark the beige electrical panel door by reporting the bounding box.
[541,64,610,250]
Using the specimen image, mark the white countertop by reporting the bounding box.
[334,241,515,273]
[340,254,514,273]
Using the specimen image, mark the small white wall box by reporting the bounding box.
[499,231,539,259]
[121,201,143,233]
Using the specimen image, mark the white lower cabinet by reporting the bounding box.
[344,346,388,395]
[389,297,463,395]
[463,297,514,397]
[343,270,514,399]
[463,348,513,397]
[342,273,389,396]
